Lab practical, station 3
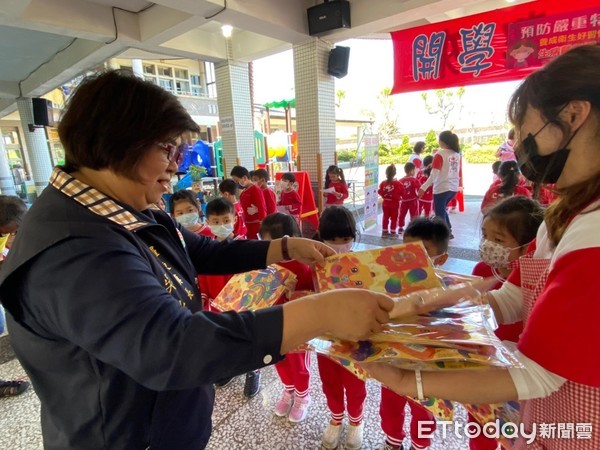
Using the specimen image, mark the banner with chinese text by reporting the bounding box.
[363,135,379,230]
[507,8,599,69]
[391,0,599,94]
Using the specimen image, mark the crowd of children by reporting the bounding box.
[161,154,560,449]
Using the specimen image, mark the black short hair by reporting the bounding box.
[282,172,296,183]
[169,190,199,214]
[259,213,301,239]
[58,70,198,178]
[484,196,544,246]
[492,160,502,174]
[219,179,238,197]
[318,206,356,241]
[253,169,269,181]
[230,166,249,178]
[206,198,235,217]
[0,195,27,227]
[404,162,416,175]
[422,155,433,167]
[404,217,451,253]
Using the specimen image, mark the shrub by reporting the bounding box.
[462,145,497,164]
[337,149,358,162]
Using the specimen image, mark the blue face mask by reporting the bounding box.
[176,212,200,228]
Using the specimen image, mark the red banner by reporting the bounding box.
[391,0,600,94]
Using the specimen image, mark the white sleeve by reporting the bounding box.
[490,282,522,324]
[420,168,439,191]
[504,342,567,399]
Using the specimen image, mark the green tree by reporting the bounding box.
[376,87,400,148]
[424,130,438,153]
[421,87,465,129]
[335,89,346,108]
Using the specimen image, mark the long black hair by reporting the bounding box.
[324,165,346,189]
[498,160,521,197]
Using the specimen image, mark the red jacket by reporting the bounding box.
[399,176,421,202]
[417,174,433,201]
[481,184,532,212]
[378,180,403,203]
[262,186,277,215]
[324,181,349,206]
[278,189,302,216]
[233,202,247,239]
[240,184,267,224]
[275,260,314,305]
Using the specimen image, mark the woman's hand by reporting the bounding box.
[390,277,498,319]
[287,238,336,265]
[280,289,394,353]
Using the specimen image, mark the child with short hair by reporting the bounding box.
[259,213,313,423]
[378,217,450,450]
[169,190,212,237]
[470,196,544,450]
[196,197,261,398]
[417,155,434,218]
[314,206,365,450]
[378,164,404,238]
[252,168,277,215]
[398,162,421,233]
[218,178,247,239]
[491,160,502,184]
[323,165,349,207]
[230,166,267,239]
[278,173,303,223]
[409,141,425,169]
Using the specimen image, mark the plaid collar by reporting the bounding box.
[49,167,149,232]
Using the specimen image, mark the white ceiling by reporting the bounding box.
[0,0,527,117]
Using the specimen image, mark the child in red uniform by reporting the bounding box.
[378,217,449,450]
[169,190,213,237]
[252,168,277,215]
[469,196,543,450]
[193,198,261,398]
[398,162,421,233]
[378,164,403,238]
[258,213,313,423]
[322,165,349,207]
[278,172,303,223]
[481,160,531,213]
[230,165,267,239]
[218,178,247,239]
[314,206,365,450]
[417,155,434,218]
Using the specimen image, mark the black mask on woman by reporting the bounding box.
[516,120,580,184]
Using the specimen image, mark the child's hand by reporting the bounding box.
[247,204,259,215]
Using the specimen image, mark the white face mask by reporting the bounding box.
[210,223,234,239]
[479,239,521,269]
[176,212,200,228]
[325,240,354,254]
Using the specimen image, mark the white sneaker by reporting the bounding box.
[345,422,364,450]
[321,422,343,449]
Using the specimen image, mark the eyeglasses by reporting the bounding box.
[156,142,183,166]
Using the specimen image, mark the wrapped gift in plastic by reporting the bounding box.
[212,264,297,312]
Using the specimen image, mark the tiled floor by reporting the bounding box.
[0,201,485,449]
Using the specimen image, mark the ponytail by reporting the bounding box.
[498,161,520,196]
[439,130,460,153]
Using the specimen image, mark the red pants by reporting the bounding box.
[468,413,498,450]
[398,199,419,228]
[380,387,436,449]
[419,200,432,217]
[382,202,400,233]
[275,351,311,398]
[246,222,261,240]
[317,354,366,424]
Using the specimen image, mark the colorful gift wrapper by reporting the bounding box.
[212,264,297,312]
[314,242,443,295]
[464,401,521,449]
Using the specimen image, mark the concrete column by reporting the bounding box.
[132,59,144,79]
[293,38,336,184]
[215,60,254,170]
[16,98,53,196]
[0,135,16,195]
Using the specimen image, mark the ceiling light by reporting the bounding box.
[221,25,233,38]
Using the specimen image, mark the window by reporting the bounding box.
[205,61,217,98]
[144,76,157,85]
[157,66,172,77]
[190,75,201,85]
[175,80,190,95]
[158,78,173,92]
[174,68,188,79]
[143,64,155,75]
